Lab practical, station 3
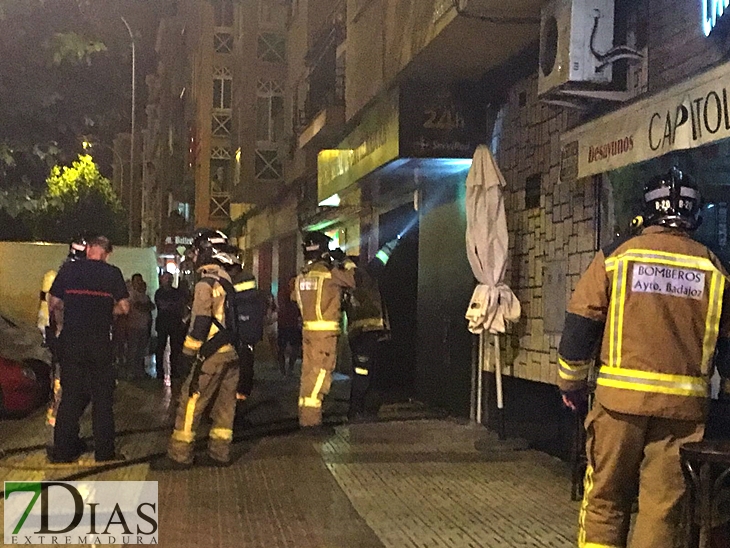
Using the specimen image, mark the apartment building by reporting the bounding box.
[144,0,288,254]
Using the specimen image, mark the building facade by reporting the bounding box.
[143,0,289,252]
[150,0,730,457]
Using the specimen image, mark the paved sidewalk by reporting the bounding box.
[0,358,580,547]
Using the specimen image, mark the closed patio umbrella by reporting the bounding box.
[465,145,520,438]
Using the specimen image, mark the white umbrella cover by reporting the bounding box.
[464,145,521,432]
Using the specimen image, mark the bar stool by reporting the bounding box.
[680,440,730,548]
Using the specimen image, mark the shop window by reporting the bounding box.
[255,149,282,180]
[214,32,233,53]
[257,33,286,63]
[256,80,285,143]
[525,174,541,209]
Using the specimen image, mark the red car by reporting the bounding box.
[0,356,50,416]
[0,315,52,416]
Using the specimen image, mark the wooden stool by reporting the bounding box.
[680,440,730,548]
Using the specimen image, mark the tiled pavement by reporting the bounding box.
[0,357,580,547]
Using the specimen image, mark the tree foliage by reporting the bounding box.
[33,154,127,244]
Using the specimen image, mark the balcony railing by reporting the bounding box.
[296,0,346,132]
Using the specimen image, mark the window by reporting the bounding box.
[212,67,232,109]
[258,0,287,28]
[213,0,233,27]
[525,174,541,209]
[214,32,233,53]
[256,80,284,143]
[212,112,232,136]
[210,147,232,192]
[255,149,282,180]
[257,33,285,63]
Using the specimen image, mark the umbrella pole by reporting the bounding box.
[494,334,506,440]
[476,332,484,425]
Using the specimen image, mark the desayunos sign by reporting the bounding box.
[703,0,730,36]
[561,57,730,181]
[4,481,158,545]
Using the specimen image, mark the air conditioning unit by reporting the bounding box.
[538,0,615,97]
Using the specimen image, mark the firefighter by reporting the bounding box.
[225,259,259,402]
[342,239,396,422]
[294,231,356,431]
[558,167,730,548]
[155,229,240,469]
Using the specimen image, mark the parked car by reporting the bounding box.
[0,315,51,416]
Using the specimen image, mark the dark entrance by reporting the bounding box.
[376,203,419,402]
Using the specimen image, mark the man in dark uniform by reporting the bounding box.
[154,272,187,380]
[48,235,130,463]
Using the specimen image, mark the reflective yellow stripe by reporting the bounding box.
[184,336,203,351]
[303,320,340,331]
[316,276,324,321]
[172,429,194,443]
[607,258,622,368]
[210,427,233,441]
[597,367,707,397]
[212,285,224,298]
[350,318,384,330]
[616,249,716,271]
[578,464,594,547]
[558,358,590,380]
[298,396,322,408]
[310,368,327,400]
[354,367,369,376]
[701,271,724,372]
[306,270,332,278]
[234,280,256,291]
[615,258,629,368]
[183,393,199,438]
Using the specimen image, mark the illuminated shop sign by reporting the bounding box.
[560,57,730,181]
[703,0,730,36]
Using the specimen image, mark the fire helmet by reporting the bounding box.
[191,229,239,268]
[302,231,331,262]
[67,235,87,261]
[642,167,702,231]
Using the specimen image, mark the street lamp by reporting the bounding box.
[121,16,136,246]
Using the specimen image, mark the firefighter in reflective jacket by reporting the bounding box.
[161,230,240,469]
[558,168,730,548]
[294,231,356,429]
[343,239,396,421]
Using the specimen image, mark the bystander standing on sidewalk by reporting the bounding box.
[154,272,187,380]
[127,273,154,379]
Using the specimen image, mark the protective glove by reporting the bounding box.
[561,388,589,413]
[329,248,347,262]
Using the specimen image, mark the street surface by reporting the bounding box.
[0,358,579,547]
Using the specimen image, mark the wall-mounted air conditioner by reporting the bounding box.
[538,0,615,97]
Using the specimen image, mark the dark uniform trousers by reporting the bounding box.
[54,351,116,461]
[349,331,380,416]
[299,331,338,427]
[168,351,239,464]
[580,401,704,548]
[236,344,255,397]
